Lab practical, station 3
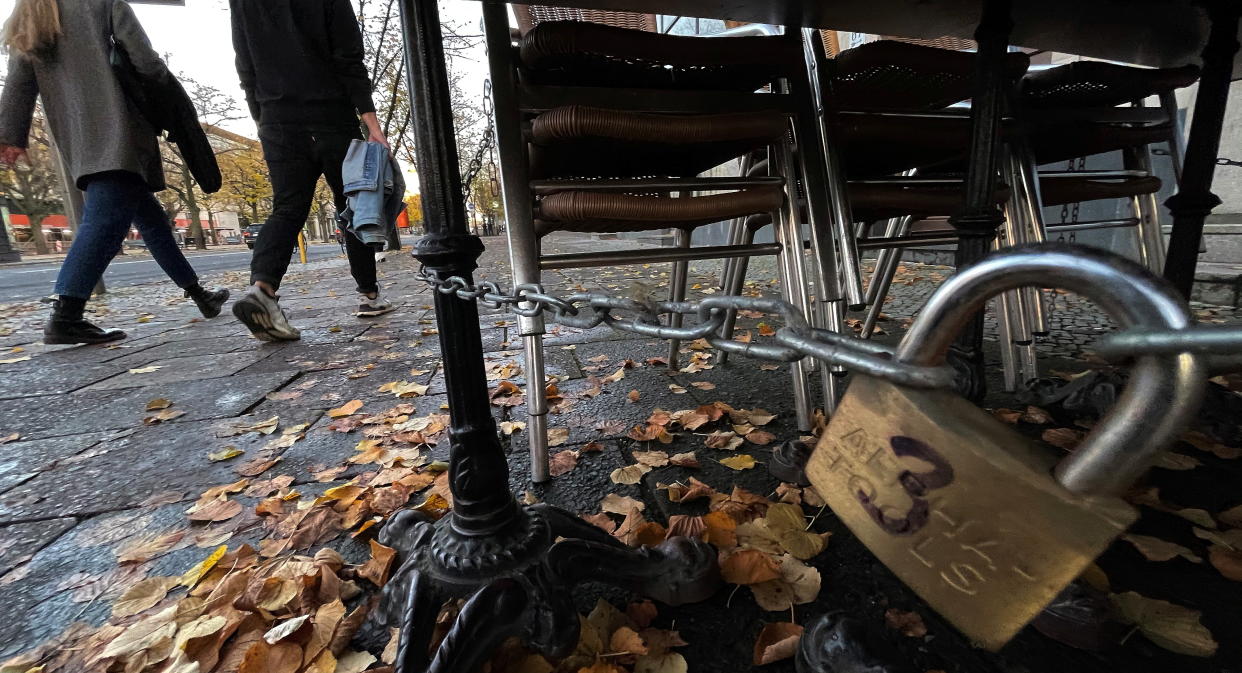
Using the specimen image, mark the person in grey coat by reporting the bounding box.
[0,0,228,344]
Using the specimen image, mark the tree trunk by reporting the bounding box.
[181,166,206,250]
[24,210,50,255]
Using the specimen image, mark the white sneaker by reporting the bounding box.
[357,290,395,317]
[232,286,302,341]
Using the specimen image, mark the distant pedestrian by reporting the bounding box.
[228,0,395,342]
[0,0,229,345]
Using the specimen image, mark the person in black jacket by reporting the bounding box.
[229,0,394,342]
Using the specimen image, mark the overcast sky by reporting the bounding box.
[0,0,490,140]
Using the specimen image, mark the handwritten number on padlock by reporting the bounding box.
[856,436,955,536]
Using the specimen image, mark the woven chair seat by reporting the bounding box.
[529,106,787,179]
[534,186,784,236]
[1021,62,1200,109]
[519,21,798,91]
[832,40,1030,111]
[1039,175,1161,207]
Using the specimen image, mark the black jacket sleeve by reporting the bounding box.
[229,0,261,121]
[326,0,376,116]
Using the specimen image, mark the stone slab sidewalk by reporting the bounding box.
[0,231,1240,672]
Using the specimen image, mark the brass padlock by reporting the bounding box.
[805,244,1206,650]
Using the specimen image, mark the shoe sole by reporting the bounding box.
[356,306,397,318]
[232,297,299,342]
[43,332,127,346]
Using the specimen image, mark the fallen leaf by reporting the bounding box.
[627,390,641,403]
[1042,427,1085,450]
[749,554,821,611]
[884,609,928,637]
[581,441,604,453]
[992,408,1022,424]
[1208,547,1242,581]
[1022,406,1054,424]
[1122,534,1201,563]
[112,576,180,617]
[1154,452,1202,471]
[583,512,618,534]
[720,549,782,585]
[208,446,245,462]
[548,427,570,447]
[499,421,526,435]
[264,615,311,644]
[0,356,30,364]
[602,367,627,384]
[720,454,758,471]
[1181,430,1242,459]
[1110,591,1218,657]
[745,430,776,446]
[610,464,652,485]
[690,382,716,391]
[764,503,828,560]
[180,545,227,588]
[146,398,172,411]
[236,456,282,477]
[601,493,646,515]
[633,450,670,467]
[549,450,580,477]
[668,384,688,394]
[753,622,803,665]
[143,408,187,425]
[0,432,18,444]
[669,452,699,468]
[634,652,687,673]
[187,498,243,523]
[128,365,162,374]
[358,540,398,587]
[328,400,364,418]
[757,323,776,337]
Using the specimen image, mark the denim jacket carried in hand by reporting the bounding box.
[341,139,406,250]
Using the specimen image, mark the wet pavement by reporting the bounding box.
[0,231,1239,672]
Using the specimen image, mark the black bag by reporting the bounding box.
[108,2,222,193]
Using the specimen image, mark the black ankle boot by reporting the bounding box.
[185,285,231,319]
[44,298,126,345]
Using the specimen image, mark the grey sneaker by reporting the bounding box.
[232,286,301,341]
[357,290,395,317]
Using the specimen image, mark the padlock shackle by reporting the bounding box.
[896,243,1206,496]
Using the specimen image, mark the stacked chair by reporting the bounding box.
[485,6,849,480]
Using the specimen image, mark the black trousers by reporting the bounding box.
[251,122,377,294]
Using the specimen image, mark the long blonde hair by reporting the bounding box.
[2,0,61,58]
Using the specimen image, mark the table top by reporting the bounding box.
[492,0,1238,76]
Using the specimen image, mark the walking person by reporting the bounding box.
[229,0,394,342]
[0,0,229,345]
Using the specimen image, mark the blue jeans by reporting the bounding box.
[54,171,198,299]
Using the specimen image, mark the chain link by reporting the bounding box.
[461,80,497,207]
[415,270,1242,385]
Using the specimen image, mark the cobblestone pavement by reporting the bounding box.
[0,231,1239,672]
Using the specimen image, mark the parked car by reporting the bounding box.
[224,235,241,245]
[241,224,263,249]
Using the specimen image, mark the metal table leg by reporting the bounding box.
[381,3,720,671]
[943,0,1014,402]
[1163,0,1241,298]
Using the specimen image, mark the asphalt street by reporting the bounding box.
[0,243,343,302]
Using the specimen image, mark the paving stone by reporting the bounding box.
[0,518,76,578]
[0,433,114,495]
[0,370,298,440]
[0,361,130,399]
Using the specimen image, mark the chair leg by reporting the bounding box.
[860,216,913,339]
[1123,144,1168,274]
[1007,148,1050,335]
[1160,90,1187,185]
[772,142,816,432]
[666,228,692,369]
[718,221,758,366]
[523,334,550,482]
[995,293,1020,392]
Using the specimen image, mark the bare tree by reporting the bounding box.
[0,108,64,255]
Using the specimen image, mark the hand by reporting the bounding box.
[360,112,390,150]
[0,145,27,166]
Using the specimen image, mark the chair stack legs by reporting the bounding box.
[772,149,816,432]
[1123,144,1169,274]
[523,334,550,482]
[666,228,693,369]
[861,216,914,339]
[717,217,756,366]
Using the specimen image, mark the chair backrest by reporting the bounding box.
[513,4,657,34]
[820,31,975,57]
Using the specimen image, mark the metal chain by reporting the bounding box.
[414,271,1242,386]
[461,80,497,206]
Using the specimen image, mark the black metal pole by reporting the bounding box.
[1163,0,1240,298]
[398,0,517,535]
[944,0,1013,401]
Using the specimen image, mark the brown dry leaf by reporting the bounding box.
[499,420,526,436]
[690,381,716,391]
[610,464,652,485]
[548,428,571,447]
[0,432,18,444]
[1110,591,1218,657]
[701,510,738,548]
[328,400,364,418]
[145,398,173,411]
[747,409,776,426]
[549,450,580,477]
[720,549,782,585]
[749,554,822,611]
[669,452,699,468]
[626,389,641,403]
[746,430,776,446]
[759,364,779,372]
[187,497,243,523]
[358,540,398,587]
[128,365,162,374]
[581,441,604,453]
[1154,452,1202,471]
[884,609,928,637]
[703,431,739,450]
[583,512,618,534]
[208,446,244,462]
[633,450,670,467]
[236,456,282,477]
[758,323,776,337]
[614,509,667,548]
[239,640,303,673]
[264,615,311,644]
[753,622,803,666]
[601,493,646,515]
[1219,504,1242,529]
[1042,427,1085,450]
[634,652,687,673]
[668,384,688,395]
[112,576,180,617]
[1181,431,1242,460]
[1208,547,1242,581]
[1021,406,1055,424]
[610,626,650,656]
[720,454,758,471]
[1122,534,1201,563]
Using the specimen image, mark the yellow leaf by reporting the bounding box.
[764,503,829,560]
[610,463,652,485]
[208,447,244,462]
[720,454,758,471]
[146,398,172,411]
[0,355,31,364]
[128,365,163,374]
[328,400,364,418]
[179,545,227,588]
[1110,591,1218,657]
[548,427,570,447]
